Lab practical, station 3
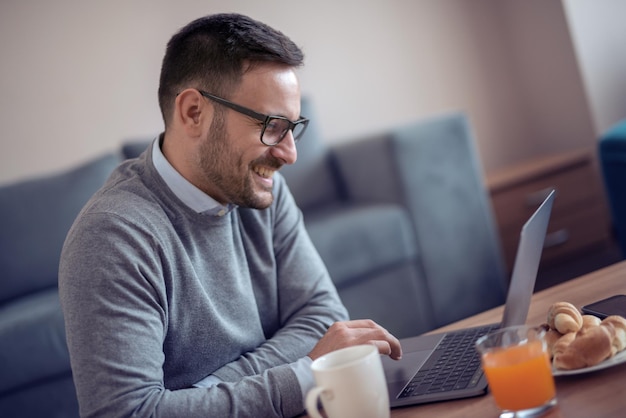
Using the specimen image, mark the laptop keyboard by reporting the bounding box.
[398,324,499,399]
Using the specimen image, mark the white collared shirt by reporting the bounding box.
[151,137,235,216]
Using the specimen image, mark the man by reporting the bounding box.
[59,13,401,417]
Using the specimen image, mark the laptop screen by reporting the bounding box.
[500,189,555,328]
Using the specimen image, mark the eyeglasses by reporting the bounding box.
[198,90,309,146]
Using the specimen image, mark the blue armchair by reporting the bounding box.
[599,118,626,258]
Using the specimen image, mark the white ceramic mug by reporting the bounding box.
[306,344,390,418]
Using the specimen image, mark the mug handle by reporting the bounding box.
[306,386,330,418]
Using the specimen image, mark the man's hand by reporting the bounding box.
[308,319,402,361]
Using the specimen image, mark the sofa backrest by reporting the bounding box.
[0,153,121,304]
[332,112,508,327]
[390,113,508,326]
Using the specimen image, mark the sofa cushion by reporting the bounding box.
[304,203,434,337]
[0,374,78,418]
[304,203,418,287]
[0,153,120,303]
[337,263,436,338]
[0,289,70,394]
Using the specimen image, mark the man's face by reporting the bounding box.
[196,64,301,209]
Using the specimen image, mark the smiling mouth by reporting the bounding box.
[253,165,276,179]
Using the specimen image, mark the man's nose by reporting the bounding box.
[270,131,298,165]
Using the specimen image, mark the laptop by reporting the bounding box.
[383,189,555,408]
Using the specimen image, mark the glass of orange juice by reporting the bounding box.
[476,325,557,417]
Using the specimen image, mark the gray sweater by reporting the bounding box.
[58,149,348,417]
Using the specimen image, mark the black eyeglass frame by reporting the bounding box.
[197,90,309,146]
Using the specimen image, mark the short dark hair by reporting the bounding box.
[158,13,304,127]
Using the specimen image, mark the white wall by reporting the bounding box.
[0,0,622,186]
[496,0,597,157]
[563,0,626,135]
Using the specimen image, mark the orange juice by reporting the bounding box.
[481,339,556,411]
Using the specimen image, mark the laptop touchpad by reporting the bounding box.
[382,349,430,384]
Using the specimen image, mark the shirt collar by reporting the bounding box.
[151,136,235,216]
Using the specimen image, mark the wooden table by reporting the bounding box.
[390,260,626,418]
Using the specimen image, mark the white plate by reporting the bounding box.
[553,349,626,376]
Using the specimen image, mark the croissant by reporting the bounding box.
[601,315,626,354]
[581,314,601,330]
[547,302,583,334]
[553,325,614,370]
[551,332,575,359]
[539,323,563,358]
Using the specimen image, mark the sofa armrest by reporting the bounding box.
[332,112,507,327]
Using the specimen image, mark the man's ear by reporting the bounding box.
[174,89,213,138]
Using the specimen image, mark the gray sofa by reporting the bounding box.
[0,99,507,417]
[0,153,121,417]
